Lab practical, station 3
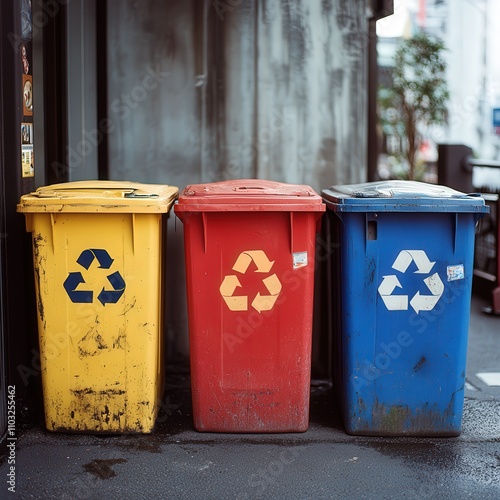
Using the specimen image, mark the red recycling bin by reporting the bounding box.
[175,179,325,432]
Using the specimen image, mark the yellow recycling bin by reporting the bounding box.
[17,181,178,433]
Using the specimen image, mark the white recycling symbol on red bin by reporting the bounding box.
[378,250,444,314]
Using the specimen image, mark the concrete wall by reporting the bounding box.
[106,0,369,359]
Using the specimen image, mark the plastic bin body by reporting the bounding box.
[175,180,325,432]
[17,181,178,433]
[322,181,489,437]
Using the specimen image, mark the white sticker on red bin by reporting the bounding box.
[292,251,308,270]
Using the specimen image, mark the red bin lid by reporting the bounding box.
[175,179,325,212]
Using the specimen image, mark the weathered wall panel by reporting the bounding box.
[254,0,367,188]
[107,0,368,360]
[108,0,201,186]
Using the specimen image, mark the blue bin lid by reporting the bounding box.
[322,180,490,213]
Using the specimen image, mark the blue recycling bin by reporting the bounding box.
[322,181,489,436]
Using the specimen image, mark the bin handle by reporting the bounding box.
[124,191,159,199]
[232,186,310,196]
[35,185,160,199]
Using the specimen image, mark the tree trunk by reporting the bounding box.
[405,106,417,180]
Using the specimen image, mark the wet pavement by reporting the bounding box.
[1,295,499,499]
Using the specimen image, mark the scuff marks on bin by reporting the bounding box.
[350,395,461,436]
[56,387,156,433]
[32,232,45,253]
[194,388,308,433]
[376,404,411,434]
[78,324,127,357]
[119,296,137,316]
[34,265,45,324]
[413,355,427,372]
[365,257,376,287]
[32,233,47,326]
[112,329,127,349]
[78,326,109,357]
[71,388,126,396]
[100,404,111,425]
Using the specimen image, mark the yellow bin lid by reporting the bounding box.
[17,180,179,213]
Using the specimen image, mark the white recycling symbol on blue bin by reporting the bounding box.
[378,250,444,314]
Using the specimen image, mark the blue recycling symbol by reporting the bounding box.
[63,249,126,306]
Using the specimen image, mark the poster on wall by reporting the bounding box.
[22,74,33,116]
[20,0,34,178]
[21,123,34,178]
